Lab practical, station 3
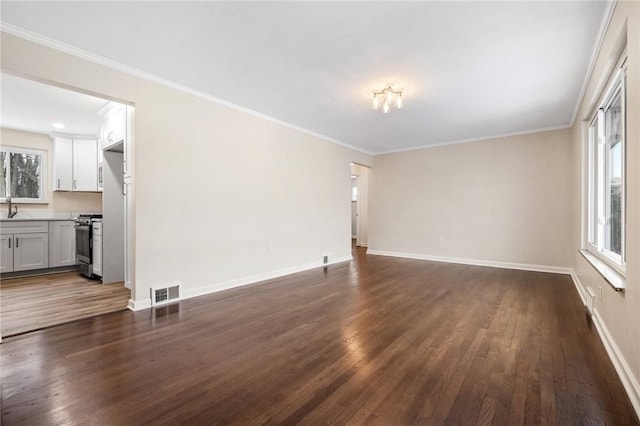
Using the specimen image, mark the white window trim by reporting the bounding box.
[585,54,626,277]
[0,145,48,204]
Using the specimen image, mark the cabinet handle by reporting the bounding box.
[57,178,60,189]
[8,238,11,249]
[15,238,18,248]
[99,167,103,185]
[73,179,77,190]
[122,183,127,196]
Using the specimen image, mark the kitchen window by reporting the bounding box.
[0,146,47,203]
[586,56,626,275]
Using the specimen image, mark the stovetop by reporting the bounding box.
[75,214,103,224]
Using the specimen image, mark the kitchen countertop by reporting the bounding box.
[0,217,78,222]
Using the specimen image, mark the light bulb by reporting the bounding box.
[382,100,390,113]
[372,95,379,110]
[396,93,403,109]
[386,88,394,104]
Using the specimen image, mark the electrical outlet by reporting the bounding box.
[598,286,603,300]
[323,255,329,264]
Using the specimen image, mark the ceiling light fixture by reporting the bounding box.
[52,122,65,129]
[371,85,403,113]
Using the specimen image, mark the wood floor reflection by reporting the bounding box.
[1,250,637,424]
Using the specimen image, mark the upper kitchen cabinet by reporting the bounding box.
[73,139,98,191]
[99,101,133,179]
[53,137,73,191]
[99,102,126,151]
[53,136,99,192]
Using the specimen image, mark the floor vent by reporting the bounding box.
[585,286,596,316]
[151,284,181,307]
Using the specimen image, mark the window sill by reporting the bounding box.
[579,249,625,292]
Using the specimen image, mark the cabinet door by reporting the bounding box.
[104,104,126,150]
[0,235,14,273]
[13,233,49,272]
[49,221,76,268]
[54,137,73,191]
[97,146,104,192]
[73,139,98,191]
[92,234,103,277]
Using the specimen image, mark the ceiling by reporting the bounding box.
[0,2,611,154]
[1,73,108,136]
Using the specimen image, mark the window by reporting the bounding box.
[0,146,47,203]
[587,58,626,272]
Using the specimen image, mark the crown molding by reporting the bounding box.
[569,0,617,127]
[0,23,373,157]
[373,124,572,156]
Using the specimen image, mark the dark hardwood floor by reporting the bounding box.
[1,248,637,425]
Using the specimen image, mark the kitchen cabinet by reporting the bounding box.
[0,235,13,273]
[53,137,99,192]
[53,137,73,191]
[92,220,102,277]
[0,221,49,273]
[14,233,49,272]
[99,102,126,151]
[49,220,76,268]
[100,102,132,287]
[73,139,98,191]
[97,147,104,192]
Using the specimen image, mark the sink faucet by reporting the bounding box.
[7,195,18,218]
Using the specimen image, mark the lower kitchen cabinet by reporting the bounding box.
[92,222,102,277]
[0,234,13,273]
[13,233,49,272]
[0,221,49,273]
[49,221,77,268]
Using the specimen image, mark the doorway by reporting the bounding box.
[0,73,134,338]
[350,163,369,250]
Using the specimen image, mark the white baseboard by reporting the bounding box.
[366,249,572,275]
[570,272,587,305]
[127,256,353,311]
[570,272,640,418]
[184,255,352,300]
[592,308,640,418]
[128,298,151,311]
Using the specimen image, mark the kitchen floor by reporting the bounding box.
[0,271,130,337]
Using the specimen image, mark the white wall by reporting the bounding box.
[0,127,102,214]
[1,33,372,305]
[369,129,574,269]
[571,0,640,413]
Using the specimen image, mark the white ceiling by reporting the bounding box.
[1,73,108,136]
[0,1,611,154]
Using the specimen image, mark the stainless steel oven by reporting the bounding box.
[75,214,102,278]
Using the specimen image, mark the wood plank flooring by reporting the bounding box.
[1,271,130,337]
[1,249,637,425]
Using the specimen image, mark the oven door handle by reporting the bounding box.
[75,224,91,229]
